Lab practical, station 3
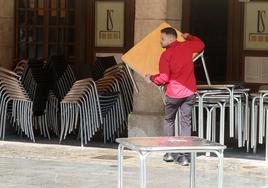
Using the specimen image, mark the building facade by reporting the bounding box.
[1,0,268,136]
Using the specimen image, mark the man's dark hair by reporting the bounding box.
[161,27,177,38]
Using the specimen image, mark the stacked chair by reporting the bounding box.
[45,55,76,137]
[13,59,28,76]
[21,59,50,116]
[92,56,117,80]
[96,63,135,142]
[0,67,35,141]
[194,72,251,149]
[21,59,51,138]
[195,85,250,148]
[60,62,135,146]
[102,63,134,115]
[250,85,268,161]
[46,55,76,101]
[4,55,136,147]
[46,91,60,136]
[60,78,102,146]
[9,55,76,140]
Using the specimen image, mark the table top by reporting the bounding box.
[116,136,226,152]
[259,90,268,94]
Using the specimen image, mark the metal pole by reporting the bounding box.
[118,145,124,188]
[218,150,224,188]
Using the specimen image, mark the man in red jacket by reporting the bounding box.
[145,27,205,166]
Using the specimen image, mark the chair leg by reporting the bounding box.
[212,108,217,142]
[206,106,214,157]
[219,103,226,145]
[251,97,258,152]
[198,96,204,138]
[265,109,268,162]
[206,107,212,141]
[253,105,258,153]
[259,94,264,144]
[234,103,238,140]
[192,105,197,132]
[238,99,242,148]
[246,107,250,152]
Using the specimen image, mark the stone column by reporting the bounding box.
[128,0,182,137]
[167,0,183,30]
[0,0,14,69]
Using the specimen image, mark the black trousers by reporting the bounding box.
[164,95,196,136]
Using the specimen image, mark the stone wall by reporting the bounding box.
[0,0,14,69]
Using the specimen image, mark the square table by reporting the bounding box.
[116,136,226,188]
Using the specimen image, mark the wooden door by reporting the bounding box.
[15,0,79,64]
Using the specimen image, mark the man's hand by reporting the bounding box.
[182,33,190,40]
[144,74,152,83]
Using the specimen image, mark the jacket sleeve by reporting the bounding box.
[185,35,205,53]
[150,52,170,85]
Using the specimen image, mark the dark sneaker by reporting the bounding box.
[175,154,191,166]
[163,153,175,162]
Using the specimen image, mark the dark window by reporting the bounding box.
[15,0,77,63]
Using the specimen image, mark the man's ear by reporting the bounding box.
[169,36,175,42]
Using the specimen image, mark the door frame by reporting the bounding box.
[86,0,135,65]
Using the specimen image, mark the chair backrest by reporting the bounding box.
[92,56,117,80]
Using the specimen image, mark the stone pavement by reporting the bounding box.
[0,140,267,188]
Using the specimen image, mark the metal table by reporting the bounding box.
[116,136,226,188]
